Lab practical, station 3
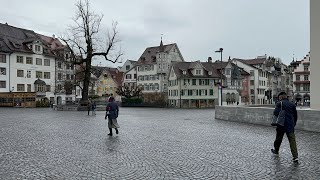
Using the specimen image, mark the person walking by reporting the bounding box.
[87,100,92,116]
[91,101,96,115]
[271,92,299,162]
[105,97,120,136]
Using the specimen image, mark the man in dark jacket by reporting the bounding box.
[271,92,298,162]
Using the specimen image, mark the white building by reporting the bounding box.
[232,57,273,105]
[310,0,320,110]
[134,41,184,93]
[119,59,136,72]
[0,23,56,101]
[122,66,137,88]
[168,61,220,108]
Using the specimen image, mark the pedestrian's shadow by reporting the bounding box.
[105,136,120,153]
[272,156,300,178]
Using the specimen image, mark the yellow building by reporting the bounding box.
[93,67,123,101]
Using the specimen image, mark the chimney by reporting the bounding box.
[208,57,212,63]
[52,34,55,39]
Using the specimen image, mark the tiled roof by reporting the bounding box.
[92,66,123,86]
[37,34,64,50]
[234,58,266,65]
[0,23,56,56]
[172,61,222,79]
[137,43,176,64]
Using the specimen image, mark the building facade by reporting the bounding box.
[92,66,123,101]
[118,59,136,72]
[0,23,58,106]
[290,53,310,105]
[38,34,76,105]
[168,61,220,108]
[216,59,250,105]
[135,41,184,94]
[310,0,320,110]
[233,57,273,105]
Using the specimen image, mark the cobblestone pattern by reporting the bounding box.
[0,108,319,179]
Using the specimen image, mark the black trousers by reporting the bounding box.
[274,128,298,159]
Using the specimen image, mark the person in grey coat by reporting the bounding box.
[105,97,119,136]
[271,92,298,162]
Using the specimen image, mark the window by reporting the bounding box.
[27,70,31,78]
[196,69,201,75]
[134,74,137,79]
[126,65,130,70]
[304,75,309,81]
[57,84,62,91]
[27,84,31,92]
[0,54,5,63]
[36,71,43,78]
[46,85,51,92]
[44,59,50,66]
[71,75,74,80]
[210,89,214,95]
[66,74,70,80]
[17,56,23,63]
[36,85,45,92]
[183,71,186,75]
[250,89,254,94]
[58,62,62,69]
[26,57,33,64]
[35,45,41,52]
[0,67,6,75]
[296,84,300,91]
[58,73,62,80]
[250,80,254,86]
[44,72,50,79]
[250,70,254,76]
[17,70,24,77]
[303,84,310,91]
[0,81,5,88]
[17,84,25,91]
[192,79,197,85]
[296,75,300,81]
[225,68,231,75]
[36,58,42,65]
[126,74,132,79]
[304,65,309,71]
[66,64,70,70]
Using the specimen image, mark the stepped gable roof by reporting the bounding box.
[137,43,176,64]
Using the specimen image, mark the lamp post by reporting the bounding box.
[215,48,223,106]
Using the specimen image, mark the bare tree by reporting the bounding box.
[116,85,143,99]
[62,0,123,102]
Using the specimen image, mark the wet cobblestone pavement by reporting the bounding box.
[0,107,319,179]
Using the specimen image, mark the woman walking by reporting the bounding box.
[105,97,120,136]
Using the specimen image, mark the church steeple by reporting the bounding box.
[159,34,164,52]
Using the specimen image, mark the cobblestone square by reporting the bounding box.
[0,107,319,179]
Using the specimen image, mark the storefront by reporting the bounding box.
[0,92,36,107]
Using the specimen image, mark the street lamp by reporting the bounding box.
[215,48,223,106]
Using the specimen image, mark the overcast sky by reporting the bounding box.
[0,0,310,66]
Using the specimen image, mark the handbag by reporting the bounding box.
[271,101,285,126]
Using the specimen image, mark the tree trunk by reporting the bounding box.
[82,58,92,101]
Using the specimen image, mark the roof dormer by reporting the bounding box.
[33,41,43,54]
